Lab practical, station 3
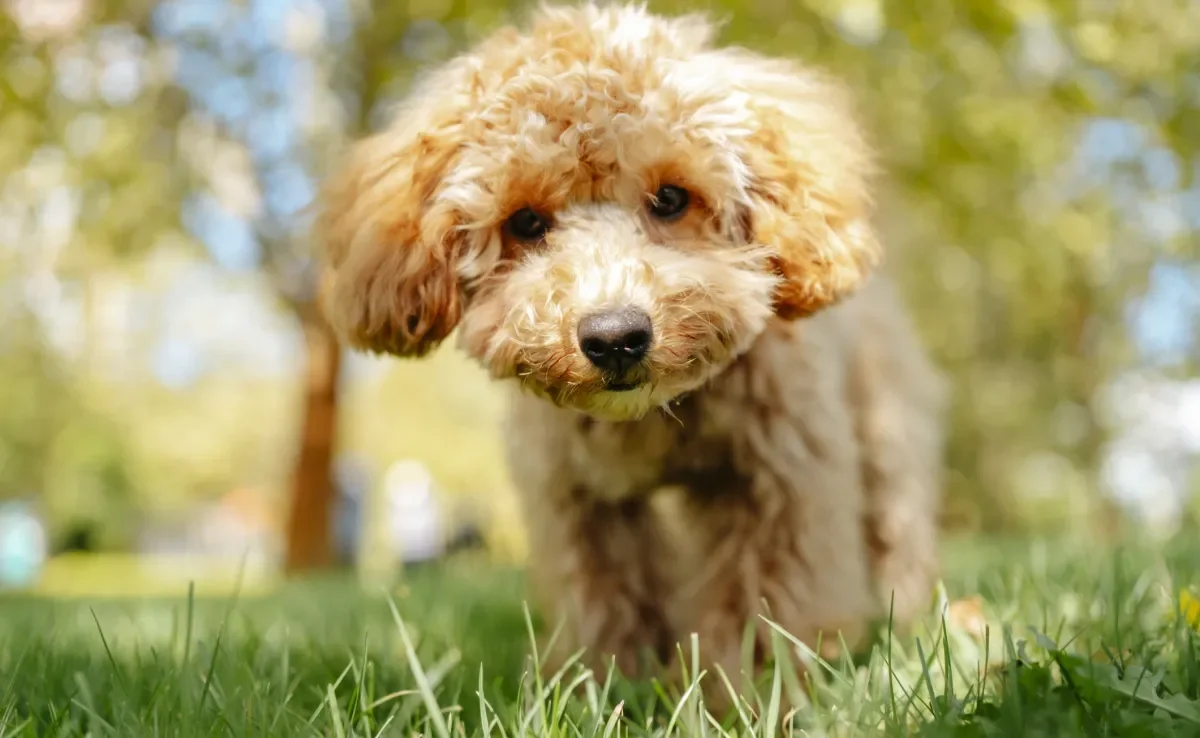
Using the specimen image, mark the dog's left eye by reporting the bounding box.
[506,208,550,242]
[648,185,690,220]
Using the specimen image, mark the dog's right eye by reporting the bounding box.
[506,208,550,242]
[648,185,690,220]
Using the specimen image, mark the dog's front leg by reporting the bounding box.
[673,457,875,700]
[520,486,674,679]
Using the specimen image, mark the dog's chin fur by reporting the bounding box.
[520,361,723,423]
[544,383,665,423]
[318,1,946,711]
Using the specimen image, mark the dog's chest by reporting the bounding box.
[566,397,741,504]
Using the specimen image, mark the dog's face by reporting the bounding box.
[319,3,880,421]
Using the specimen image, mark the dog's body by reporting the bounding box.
[506,275,944,680]
[319,1,946,690]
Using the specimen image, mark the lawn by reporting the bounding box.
[2,537,1200,736]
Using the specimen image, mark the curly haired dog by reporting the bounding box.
[319,1,946,694]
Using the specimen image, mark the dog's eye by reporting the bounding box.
[506,208,550,242]
[648,185,690,220]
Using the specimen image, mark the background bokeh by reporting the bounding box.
[1,0,1197,592]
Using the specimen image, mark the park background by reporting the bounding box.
[1,0,1199,611]
[3,0,1200,734]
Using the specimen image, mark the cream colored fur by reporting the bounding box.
[318,1,947,702]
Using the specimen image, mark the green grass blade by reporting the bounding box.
[385,594,451,738]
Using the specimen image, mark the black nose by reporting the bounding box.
[577,308,653,375]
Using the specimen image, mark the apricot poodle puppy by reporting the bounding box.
[318,1,947,692]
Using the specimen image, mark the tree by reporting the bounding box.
[152,0,487,571]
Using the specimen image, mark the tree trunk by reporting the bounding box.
[280,0,379,573]
[283,315,342,573]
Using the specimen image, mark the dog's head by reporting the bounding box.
[319,3,880,420]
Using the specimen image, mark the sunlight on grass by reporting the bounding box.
[31,553,277,599]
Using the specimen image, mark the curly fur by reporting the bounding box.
[319,1,947,701]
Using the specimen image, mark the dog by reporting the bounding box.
[318,1,947,699]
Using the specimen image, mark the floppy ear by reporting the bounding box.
[723,52,882,319]
[316,68,472,357]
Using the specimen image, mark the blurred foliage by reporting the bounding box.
[0,0,1197,557]
[680,0,1200,530]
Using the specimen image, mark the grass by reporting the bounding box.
[2,537,1200,736]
